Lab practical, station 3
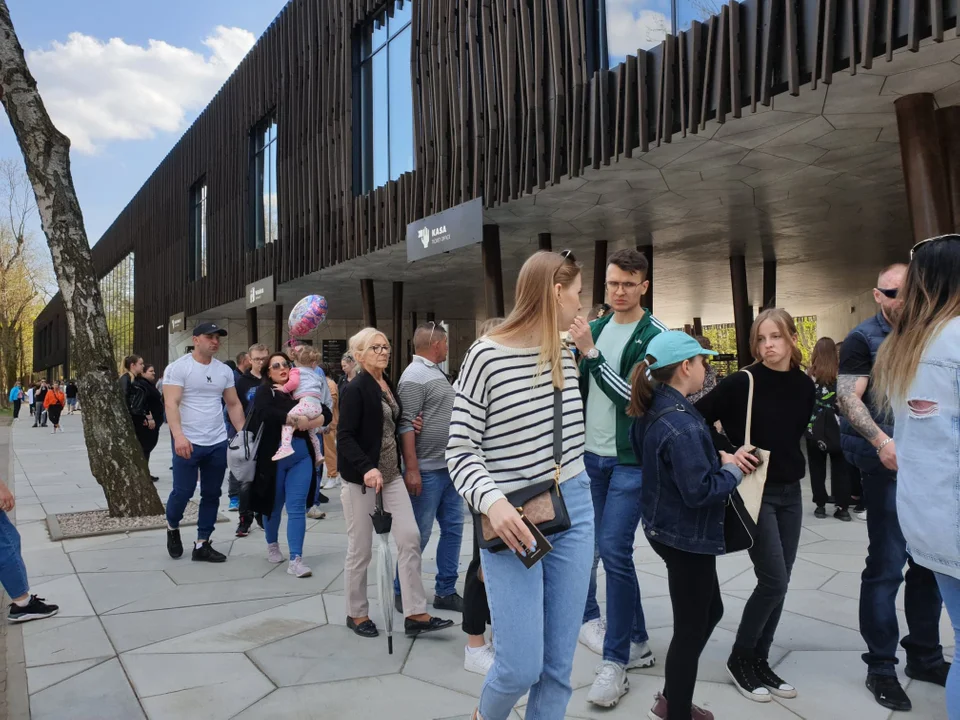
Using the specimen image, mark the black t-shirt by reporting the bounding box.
[65,383,77,399]
[695,363,815,485]
[235,371,262,413]
[838,331,873,376]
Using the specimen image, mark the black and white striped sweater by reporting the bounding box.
[446,339,586,515]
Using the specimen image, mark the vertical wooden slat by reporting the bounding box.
[729,2,743,116]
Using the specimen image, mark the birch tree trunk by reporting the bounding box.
[0,2,162,516]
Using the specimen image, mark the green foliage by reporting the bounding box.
[701,316,818,376]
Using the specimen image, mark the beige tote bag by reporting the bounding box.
[738,368,770,522]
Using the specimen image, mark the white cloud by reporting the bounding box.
[27,26,256,154]
[606,0,670,58]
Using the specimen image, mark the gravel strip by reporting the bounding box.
[53,501,227,539]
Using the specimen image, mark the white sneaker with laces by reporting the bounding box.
[287,556,312,578]
[626,640,656,669]
[464,643,495,675]
[579,617,606,655]
[306,506,326,520]
[587,661,629,707]
[267,542,284,564]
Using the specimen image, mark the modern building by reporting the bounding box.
[34,0,960,377]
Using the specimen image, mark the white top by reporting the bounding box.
[162,354,235,446]
[446,339,585,515]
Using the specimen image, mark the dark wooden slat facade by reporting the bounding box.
[35,0,960,372]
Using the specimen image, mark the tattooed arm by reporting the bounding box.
[837,375,897,471]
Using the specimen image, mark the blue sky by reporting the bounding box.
[0,0,288,246]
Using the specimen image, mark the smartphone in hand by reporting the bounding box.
[515,518,553,569]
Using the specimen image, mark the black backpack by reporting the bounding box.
[807,385,841,453]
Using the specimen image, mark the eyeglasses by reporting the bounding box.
[910,233,960,259]
[269,361,291,370]
[606,281,643,292]
[876,287,898,299]
[370,344,391,355]
[427,321,446,345]
[251,356,268,364]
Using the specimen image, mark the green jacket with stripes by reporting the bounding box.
[578,310,667,465]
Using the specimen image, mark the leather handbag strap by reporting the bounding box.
[742,368,755,448]
[553,387,563,466]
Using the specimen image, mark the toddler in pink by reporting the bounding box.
[272,348,325,461]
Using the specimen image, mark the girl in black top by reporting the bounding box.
[132,364,164,481]
[695,308,814,704]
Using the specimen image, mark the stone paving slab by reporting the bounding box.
[7,416,955,719]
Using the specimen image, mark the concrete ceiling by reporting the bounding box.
[208,36,960,329]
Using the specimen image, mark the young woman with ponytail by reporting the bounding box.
[628,331,745,720]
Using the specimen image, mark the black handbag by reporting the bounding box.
[473,388,571,553]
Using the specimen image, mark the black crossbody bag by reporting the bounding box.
[473,388,571,553]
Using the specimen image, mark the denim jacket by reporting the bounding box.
[893,317,960,580]
[630,385,742,555]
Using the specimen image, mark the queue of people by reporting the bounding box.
[6,238,955,720]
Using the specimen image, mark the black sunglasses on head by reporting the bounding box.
[876,287,898,299]
[910,233,960,259]
[559,249,577,263]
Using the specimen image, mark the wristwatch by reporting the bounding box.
[584,348,600,360]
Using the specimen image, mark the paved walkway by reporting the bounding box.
[8,414,953,719]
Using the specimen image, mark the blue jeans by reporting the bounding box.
[264,438,312,559]
[581,452,648,665]
[394,468,464,598]
[0,512,28,599]
[166,439,228,540]
[478,471,594,720]
[936,573,960,720]
[860,473,944,676]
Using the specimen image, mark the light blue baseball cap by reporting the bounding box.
[647,331,717,370]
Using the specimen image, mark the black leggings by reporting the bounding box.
[47,404,63,426]
[462,516,491,636]
[650,538,723,720]
[806,438,852,508]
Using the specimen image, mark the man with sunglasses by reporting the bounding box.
[569,247,666,708]
[394,322,464,613]
[163,323,246,563]
[838,263,948,711]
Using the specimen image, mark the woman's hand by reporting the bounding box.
[486,498,537,556]
[147,418,156,430]
[363,468,384,493]
[732,446,759,474]
[273,384,287,393]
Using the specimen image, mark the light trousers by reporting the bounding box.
[342,477,427,618]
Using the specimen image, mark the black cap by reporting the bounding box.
[192,322,228,337]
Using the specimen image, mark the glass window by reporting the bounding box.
[251,115,278,249]
[99,252,135,373]
[189,178,207,281]
[357,0,414,194]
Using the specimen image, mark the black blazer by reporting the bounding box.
[337,370,402,486]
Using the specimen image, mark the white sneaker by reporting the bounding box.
[855,509,867,521]
[306,506,326,520]
[267,542,284,564]
[626,640,656,669]
[464,643,495,675]
[579,617,606,655]
[287,556,312,578]
[321,474,340,489]
[587,661,629,707]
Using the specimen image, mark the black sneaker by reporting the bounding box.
[8,595,59,624]
[726,655,772,703]
[834,507,852,522]
[235,517,252,538]
[905,661,950,687]
[433,592,464,613]
[192,540,227,563]
[753,657,797,698]
[167,528,183,559]
[854,501,866,514]
[866,674,911,711]
[317,492,330,504]
[814,505,827,519]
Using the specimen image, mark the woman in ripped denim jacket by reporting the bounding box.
[874,233,960,720]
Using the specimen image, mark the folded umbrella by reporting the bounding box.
[371,490,395,654]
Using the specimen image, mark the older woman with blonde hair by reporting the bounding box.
[337,327,454,639]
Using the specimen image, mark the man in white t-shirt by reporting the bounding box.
[163,323,245,562]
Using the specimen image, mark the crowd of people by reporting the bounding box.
[0,237,959,720]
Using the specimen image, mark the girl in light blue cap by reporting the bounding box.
[627,331,747,720]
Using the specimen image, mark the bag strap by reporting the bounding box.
[742,368,755,448]
[552,387,563,474]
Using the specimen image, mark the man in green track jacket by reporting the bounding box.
[570,248,667,708]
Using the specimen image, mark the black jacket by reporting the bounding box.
[337,371,402,486]
[248,384,331,517]
[132,376,164,428]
